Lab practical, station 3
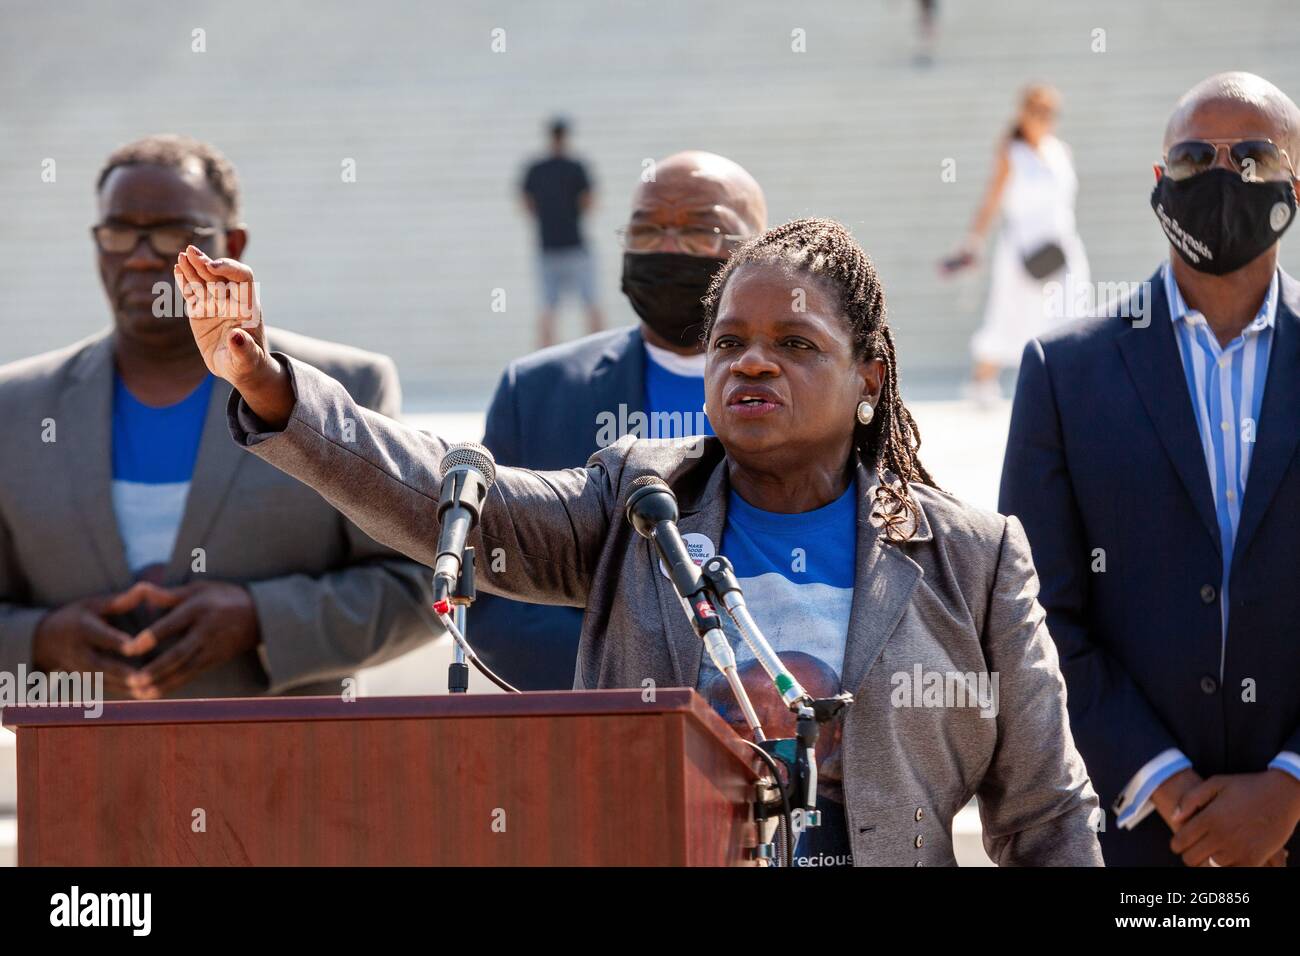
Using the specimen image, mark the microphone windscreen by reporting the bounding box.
[440,441,497,486]
[625,474,678,533]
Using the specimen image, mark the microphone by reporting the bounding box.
[434,442,496,603]
[626,476,708,604]
[626,476,766,741]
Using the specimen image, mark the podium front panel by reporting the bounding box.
[3,689,760,866]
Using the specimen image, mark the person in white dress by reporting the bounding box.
[943,85,1091,404]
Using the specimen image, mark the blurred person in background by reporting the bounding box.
[942,84,1090,406]
[1001,72,1300,866]
[520,117,604,348]
[0,134,437,699]
[477,150,767,689]
[913,0,939,67]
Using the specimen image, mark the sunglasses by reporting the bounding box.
[91,223,219,256]
[616,224,747,257]
[1163,138,1297,183]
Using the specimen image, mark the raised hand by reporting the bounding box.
[174,246,294,428]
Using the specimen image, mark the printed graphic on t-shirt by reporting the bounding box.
[696,486,857,867]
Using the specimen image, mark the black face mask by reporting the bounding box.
[1150,167,1296,275]
[620,252,727,348]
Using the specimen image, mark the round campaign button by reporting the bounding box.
[659,533,716,579]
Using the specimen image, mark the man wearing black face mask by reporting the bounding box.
[474,151,766,689]
[1001,72,1300,866]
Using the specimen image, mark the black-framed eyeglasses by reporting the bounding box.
[1162,138,1298,183]
[615,224,747,257]
[90,223,220,256]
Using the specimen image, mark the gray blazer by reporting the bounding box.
[231,353,1103,866]
[0,329,438,698]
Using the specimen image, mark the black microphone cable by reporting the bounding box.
[741,739,795,868]
[431,601,520,694]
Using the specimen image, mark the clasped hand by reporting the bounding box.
[32,580,260,699]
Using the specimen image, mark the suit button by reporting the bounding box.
[1200,584,1217,604]
[915,807,924,822]
[1200,675,1218,695]
[914,834,924,848]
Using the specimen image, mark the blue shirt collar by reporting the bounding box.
[1163,259,1279,336]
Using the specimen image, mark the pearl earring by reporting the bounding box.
[856,401,874,425]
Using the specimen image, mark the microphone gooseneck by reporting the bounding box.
[701,554,811,711]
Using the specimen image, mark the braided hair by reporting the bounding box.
[701,217,935,541]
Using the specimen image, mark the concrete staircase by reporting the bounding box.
[2,0,1297,407]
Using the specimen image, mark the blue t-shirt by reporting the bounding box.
[110,374,214,573]
[696,484,857,867]
[642,344,714,440]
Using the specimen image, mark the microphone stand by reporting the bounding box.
[447,547,475,694]
[623,478,850,865]
[675,584,767,744]
[660,571,792,867]
[432,546,521,694]
[698,553,854,864]
[701,555,813,711]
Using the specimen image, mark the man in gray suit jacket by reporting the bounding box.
[0,134,437,699]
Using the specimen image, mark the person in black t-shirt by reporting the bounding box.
[520,117,604,347]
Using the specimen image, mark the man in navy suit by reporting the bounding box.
[1001,72,1300,866]
[474,151,767,689]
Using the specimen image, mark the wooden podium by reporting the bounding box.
[2,689,761,866]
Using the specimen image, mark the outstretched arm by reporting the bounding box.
[176,246,618,608]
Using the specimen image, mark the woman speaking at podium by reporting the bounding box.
[175,218,1102,867]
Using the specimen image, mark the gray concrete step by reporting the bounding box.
[0,816,13,868]
[2,730,17,865]
[2,0,1297,405]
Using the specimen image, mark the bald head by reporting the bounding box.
[628,150,767,244]
[1164,72,1300,160]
